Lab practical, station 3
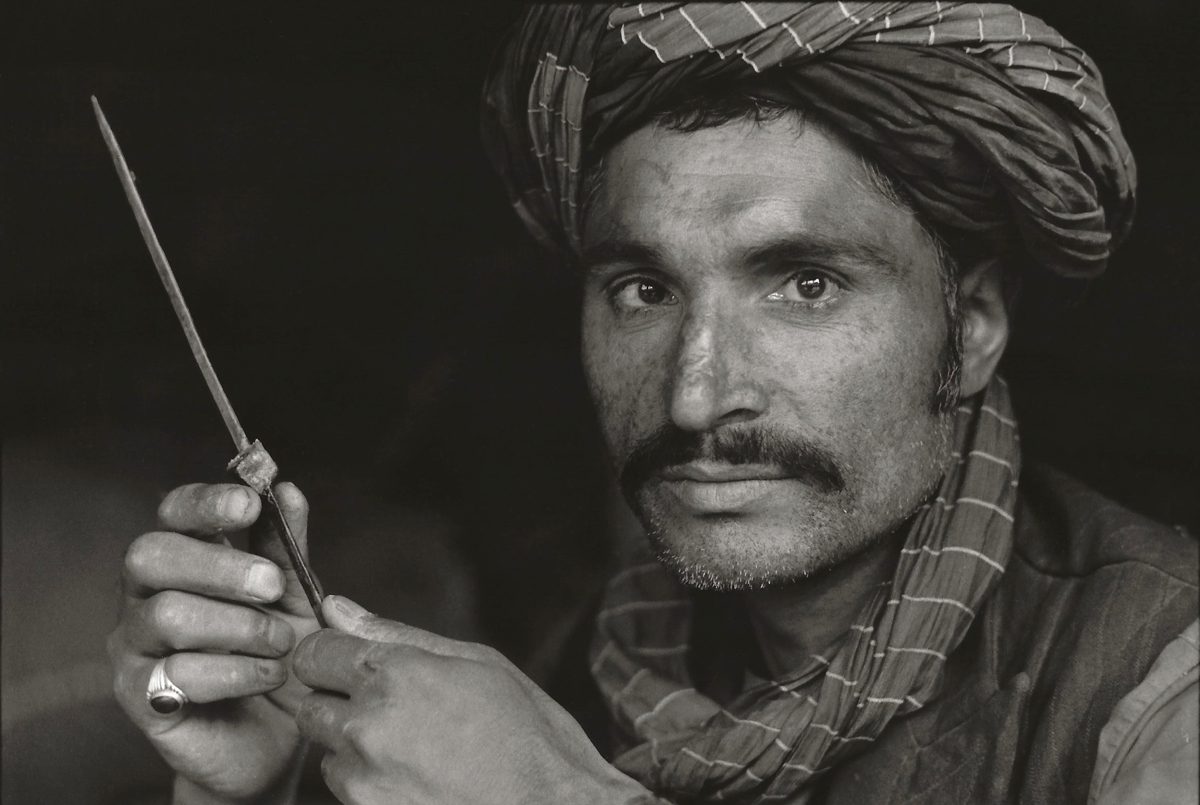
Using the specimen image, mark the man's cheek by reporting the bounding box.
[839,309,937,397]
[585,347,650,464]
[761,327,879,419]
[586,331,669,434]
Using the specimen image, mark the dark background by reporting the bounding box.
[2,1,1197,801]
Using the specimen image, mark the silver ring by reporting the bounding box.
[146,658,188,714]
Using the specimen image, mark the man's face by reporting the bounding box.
[580,115,956,591]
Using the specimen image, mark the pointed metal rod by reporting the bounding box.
[93,96,326,625]
[92,95,251,453]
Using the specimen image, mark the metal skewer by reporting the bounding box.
[92,96,327,626]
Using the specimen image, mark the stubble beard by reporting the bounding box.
[626,340,961,593]
[633,425,952,593]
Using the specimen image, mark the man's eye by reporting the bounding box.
[611,278,677,312]
[767,270,843,306]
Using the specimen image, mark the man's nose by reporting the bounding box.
[668,313,767,432]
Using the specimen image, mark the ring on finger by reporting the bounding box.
[146,657,189,714]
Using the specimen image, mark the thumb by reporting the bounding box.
[322,594,375,635]
[323,595,457,655]
[250,481,315,617]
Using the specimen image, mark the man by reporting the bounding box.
[108,3,1197,803]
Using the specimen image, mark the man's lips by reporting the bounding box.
[659,461,791,483]
[656,463,794,512]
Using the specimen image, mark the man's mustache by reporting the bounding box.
[619,424,846,501]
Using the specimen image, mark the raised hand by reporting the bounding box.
[108,481,320,802]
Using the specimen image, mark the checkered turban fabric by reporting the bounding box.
[481,2,1136,278]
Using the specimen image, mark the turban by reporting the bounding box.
[481,3,1136,278]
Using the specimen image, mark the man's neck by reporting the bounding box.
[740,531,904,679]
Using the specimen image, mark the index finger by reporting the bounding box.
[158,483,261,538]
[293,629,424,695]
[122,530,285,604]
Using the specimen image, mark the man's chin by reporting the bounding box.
[650,544,799,592]
[637,494,905,592]
[643,518,828,592]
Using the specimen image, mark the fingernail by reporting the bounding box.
[330,595,369,619]
[221,489,252,522]
[246,562,283,602]
[266,619,294,654]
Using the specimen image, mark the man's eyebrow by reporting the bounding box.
[579,239,665,273]
[741,234,906,278]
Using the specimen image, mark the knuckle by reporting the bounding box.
[145,590,190,636]
[199,487,232,522]
[110,662,138,710]
[104,628,124,661]
[339,715,371,750]
[123,532,165,582]
[355,643,395,677]
[157,484,200,524]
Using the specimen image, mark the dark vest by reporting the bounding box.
[817,464,1198,804]
[549,464,1199,804]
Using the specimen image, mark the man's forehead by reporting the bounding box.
[583,119,926,266]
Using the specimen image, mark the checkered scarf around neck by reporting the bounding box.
[481,3,1136,279]
[589,377,1020,803]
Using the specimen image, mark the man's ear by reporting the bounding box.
[958,257,1010,398]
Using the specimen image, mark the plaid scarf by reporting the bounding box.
[590,378,1020,803]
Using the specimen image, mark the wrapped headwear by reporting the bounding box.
[481,2,1136,278]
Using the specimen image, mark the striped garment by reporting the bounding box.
[482,3,1135,279]
[589,378,1020,802]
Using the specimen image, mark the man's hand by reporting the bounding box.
[108,481,320,802]
[293,596,653,805]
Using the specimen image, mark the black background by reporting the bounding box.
[2,0,1197,762]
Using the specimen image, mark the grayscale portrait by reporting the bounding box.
[4,2,1197,803]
